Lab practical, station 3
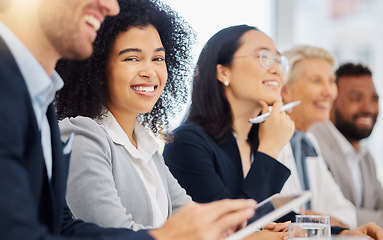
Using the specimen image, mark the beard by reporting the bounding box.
[333,108,377,141]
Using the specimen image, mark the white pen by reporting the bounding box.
[249,101,301,124]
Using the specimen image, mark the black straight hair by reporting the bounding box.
[188,25,259,144]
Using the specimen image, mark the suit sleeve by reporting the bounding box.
[306,133,357,229]
[356,154,383,227]
[163,126,290,204]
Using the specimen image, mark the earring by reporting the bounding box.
[224,81,229,86]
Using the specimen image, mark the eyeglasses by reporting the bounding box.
[233,49,290,75]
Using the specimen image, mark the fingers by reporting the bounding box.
[263,221,291,232]
[364,222,383,240]
[201,199,256,230]
[259,100,269,115]
[263,222,277,230]
[340,228,374,240]
[276,221,291,232]
[269,100,283,115]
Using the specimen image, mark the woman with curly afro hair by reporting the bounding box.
[55,0,195,230]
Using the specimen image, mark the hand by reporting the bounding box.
[149,199,257,240]
[302,210,349,228]
[243,229,288,240]
[258,100,295,158]
[263,221,291,232]
[339,222,383,240]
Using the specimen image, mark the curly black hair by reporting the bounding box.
[55,0,195,135]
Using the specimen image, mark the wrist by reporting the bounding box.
[149,229,164,240]
[257,146,279,159]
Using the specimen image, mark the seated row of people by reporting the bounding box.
[54,0,383,239]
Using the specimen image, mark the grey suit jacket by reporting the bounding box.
[59,117,191,230]
[310,121,383,226]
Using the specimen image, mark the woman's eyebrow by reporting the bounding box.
[119,47,166,55]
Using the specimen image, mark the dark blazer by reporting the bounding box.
[163,122,291,204]
[0,37,153,239]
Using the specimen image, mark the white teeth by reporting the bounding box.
[132,86,155,92]
[84,15,101,31]
[264,81,279,87]
[315,102,330,108]
[356,117,373,126]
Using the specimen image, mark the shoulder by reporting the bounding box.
[170,122,211,143]
[0,55,33,138]
[309,121,332,139]
[59,116,107,142]
[60,116,102,132]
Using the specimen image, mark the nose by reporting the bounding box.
[98,0,120,16]
[322,80,338,100]
[139,61,156,79]
[269,58,281,75]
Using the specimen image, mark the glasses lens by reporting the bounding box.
[258,50,289,74]
[279,56,289,74]
[258,50,273,70]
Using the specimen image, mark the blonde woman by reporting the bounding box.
[278,45,357,228]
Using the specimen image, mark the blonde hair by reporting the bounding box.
[282,45,336,86]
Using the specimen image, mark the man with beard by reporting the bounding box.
[310,63,382,227]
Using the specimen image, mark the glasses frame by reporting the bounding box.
[233,49,289,75]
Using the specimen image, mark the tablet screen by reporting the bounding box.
[253,195,300,221]
[225,191,312,240]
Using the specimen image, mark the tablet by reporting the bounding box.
[225,191,312,240]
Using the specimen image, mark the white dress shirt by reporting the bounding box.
[99,111,168,227]
[328,122,366,207]
[0,21,63,179]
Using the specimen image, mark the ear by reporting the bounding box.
[281,85,293,104]
[216,64,230,85]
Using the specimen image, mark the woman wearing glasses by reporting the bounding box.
[163,25,294,209]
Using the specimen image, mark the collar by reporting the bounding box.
[327,121,367,162]
[98,111,159,163]
[0,21,63,125]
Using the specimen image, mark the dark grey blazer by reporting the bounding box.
[310,121,383,227]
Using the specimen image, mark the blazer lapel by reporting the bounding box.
[220,135,244,176]
[320,123,358,203]
[0,36,60,232]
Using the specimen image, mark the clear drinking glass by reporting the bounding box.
[288,215,331,239]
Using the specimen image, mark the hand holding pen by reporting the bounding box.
[256,100,296,159]
[249,101,301,124]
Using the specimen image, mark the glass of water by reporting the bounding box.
[288,215,331,239]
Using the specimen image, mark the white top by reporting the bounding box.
[277,132,357,228]
[61,115,191,230]
[99,111,169,227]
[0,21,63,179]
[328,122,366,207]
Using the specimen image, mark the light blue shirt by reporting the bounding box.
[0,21,63,179]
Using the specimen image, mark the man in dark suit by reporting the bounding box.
[0,0,257,239]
